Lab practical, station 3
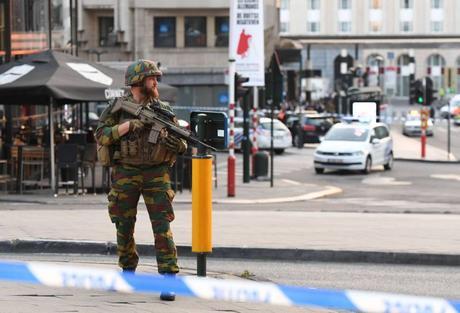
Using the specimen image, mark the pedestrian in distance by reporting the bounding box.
[95,59,187,301]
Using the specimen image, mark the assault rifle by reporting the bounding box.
[111,99,216,151]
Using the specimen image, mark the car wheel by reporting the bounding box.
[315,167,324,174]
[294,134,303,149]
[362,156,372,174]
[274,149,284,155]
[384,152,393,171]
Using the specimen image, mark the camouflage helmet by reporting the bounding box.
[125,59,162,86]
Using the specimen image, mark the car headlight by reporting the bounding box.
[352,151,364,156]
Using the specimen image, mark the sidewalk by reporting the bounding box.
[391,129,458,162]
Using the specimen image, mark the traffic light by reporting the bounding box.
[235,72,250,100]
[425,77,437,106]
[410,79,424,105]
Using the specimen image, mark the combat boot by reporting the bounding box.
[160,274,176,301]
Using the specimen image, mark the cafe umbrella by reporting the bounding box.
[0,49,177,194]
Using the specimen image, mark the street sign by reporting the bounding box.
[229,0,265,86]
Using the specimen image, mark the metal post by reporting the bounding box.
[242,93,250,183]
[270,98,274,188]
[48,0,52,49]
[74,0,79,56]
[192,114,212,277]
[447,98,451,159]
[5,0,11,62]
[49,98,56,195]
[227,59,236,197]
[69,0,74,55]
[421,78,426,158]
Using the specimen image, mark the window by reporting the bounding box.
[215,16,228,47]
[338,0,351,10]
[401,0,413,9]
[280,22,289,33]
[431,0,442,9]
[431,21,443,32]
[185,16,207,47]
[375,126,389,139]
[338,21,351,33]
[154,17,176,48]
[370,0,381,9]
[400,21,412,32]
[98,17,116,47]
[308,0,320,10]
[307,22,320,33]
[52,0,63,29]
[281,0,289,9]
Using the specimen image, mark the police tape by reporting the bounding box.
[0,259,459,312]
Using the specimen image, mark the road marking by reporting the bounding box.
[431,174,460,182]
[281,179,302,185]
[362,176,411,186]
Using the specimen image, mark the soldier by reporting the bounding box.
[95,59,186,301]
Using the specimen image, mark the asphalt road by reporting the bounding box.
[206,147,460,214]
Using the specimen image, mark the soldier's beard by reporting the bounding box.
[141,84,159,99]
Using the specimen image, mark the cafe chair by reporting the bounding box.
[55,143,82,196]
[19,146,46,193]
[81,143,97,195]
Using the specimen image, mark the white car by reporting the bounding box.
[233,117,292,154]
[313,121,393,174]
[402,114,434,137]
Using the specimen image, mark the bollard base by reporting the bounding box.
[197,253,207,277]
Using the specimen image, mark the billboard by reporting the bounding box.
[230,0,265,86]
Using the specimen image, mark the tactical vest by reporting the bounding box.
[115,99,176,166]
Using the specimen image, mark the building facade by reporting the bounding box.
[49,0,279,114]
[280,0,460,97]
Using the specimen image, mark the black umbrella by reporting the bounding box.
[0,49,178,195]
[0,49,177,104]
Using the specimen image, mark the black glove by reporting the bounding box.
[163,136,186,154]
[129,119,144,133]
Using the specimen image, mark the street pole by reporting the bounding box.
[421,77,426,159]
[251,86,258,177]
[242,93,250,183]
[447,98,451,159]
[227,59,236,197]
[48,0,53,49]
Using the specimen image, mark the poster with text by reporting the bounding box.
[230,0,265,86]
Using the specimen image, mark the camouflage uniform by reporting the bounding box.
[95,61,185,274]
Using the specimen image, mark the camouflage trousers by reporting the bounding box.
[108,164,179,274]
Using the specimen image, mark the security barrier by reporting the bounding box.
[0,259,459,312]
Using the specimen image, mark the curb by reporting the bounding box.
[0,186,343,205]
[1,239,459,267]
[176,185,343,204]
[395,157,460,164]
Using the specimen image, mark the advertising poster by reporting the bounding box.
[230,0,265,86]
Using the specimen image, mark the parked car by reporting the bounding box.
[439,94,460,118]
[233,117,292,154]
[402,112,434,137]
[286,111,334,147]
[313,121,393,174]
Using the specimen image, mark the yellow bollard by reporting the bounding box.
[192,156,213,254]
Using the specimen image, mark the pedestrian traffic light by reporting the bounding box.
[425,77,437,106]
[410,79,424,105]
[235,72,250,100]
